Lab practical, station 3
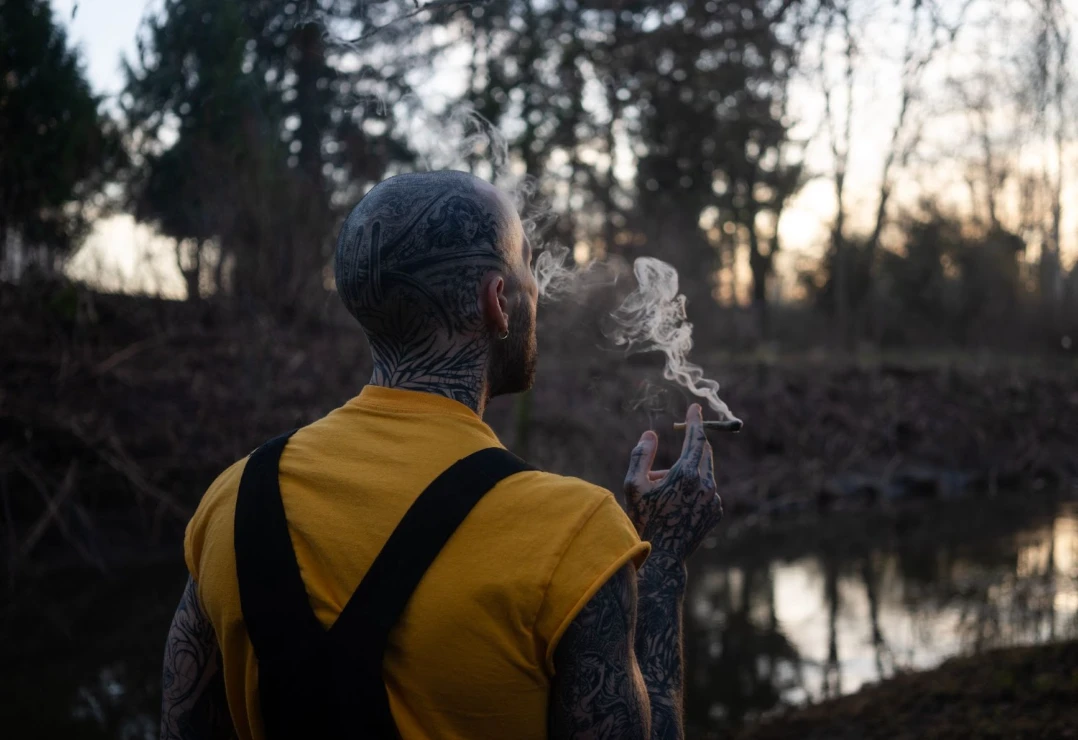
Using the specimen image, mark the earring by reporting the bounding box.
[498,329,509,340]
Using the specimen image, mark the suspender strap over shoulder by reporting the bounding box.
[234,429,323,656]
[234,434,536,739]
[331,447,537,654]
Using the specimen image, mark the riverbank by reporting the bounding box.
[733,640,1078,740]
[2,281,1076,573]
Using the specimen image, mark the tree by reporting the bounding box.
[837,205,1028,347]
[465,1,812,337]
[0,0,123,278]
[1022,0,1071,326]
[708,1,813,337]
[123,0,416,310]
[816,0,857,346]
[596,0,813,337]
[465,1,624,257]
[862,0,972,341]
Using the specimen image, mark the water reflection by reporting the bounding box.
[2,498,1076,739]
[70,663,157,740]
[684,500,1078,735]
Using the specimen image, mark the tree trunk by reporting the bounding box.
[0,215,7,279]
[213,244,228,299]
[294,21,326,188]
[821,3,854,348]
[832,178,850,348]
[747,206,770,340]
[178,239,202,303]
[1046,62,1067,325]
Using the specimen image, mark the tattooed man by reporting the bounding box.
[160,170,723,739]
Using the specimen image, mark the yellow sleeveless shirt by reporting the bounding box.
[184,386,649,739]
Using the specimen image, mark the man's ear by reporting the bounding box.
[480,273,510,335]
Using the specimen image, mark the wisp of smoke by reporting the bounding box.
[408,106,591,302]
[394,101,586,301]
[532,244,574,298]
[402,103,510,176]
[609,257,739,421]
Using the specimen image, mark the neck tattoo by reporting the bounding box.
[368,330,491,415]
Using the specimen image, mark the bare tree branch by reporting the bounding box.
[861,0,976,341]
[768,0,801,26]
[345,0,492,45]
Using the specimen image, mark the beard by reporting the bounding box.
[487,299,538,399]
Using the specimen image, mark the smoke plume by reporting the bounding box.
[608,258,739,421]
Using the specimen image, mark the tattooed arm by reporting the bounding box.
[160,576,235,740]
[549,565,651,739]
[549,405,722,740]
[633,552,689,739]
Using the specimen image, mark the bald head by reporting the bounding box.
[334,171,538,409]
[335,170,525,339]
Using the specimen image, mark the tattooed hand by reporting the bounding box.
[623,404,723,562]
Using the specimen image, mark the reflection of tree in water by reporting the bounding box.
[684,561,804,735]
[861,552,896,680]
[819,549,898,696]
[68,662,158,740]
[820,552,841,698]
[890,507,1075,654]
[683,500,1078,736]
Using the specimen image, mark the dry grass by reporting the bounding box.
[733,641,1078,740]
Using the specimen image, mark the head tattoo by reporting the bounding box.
[335,170,537,412]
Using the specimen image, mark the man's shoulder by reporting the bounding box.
[497,467,633,539]
[184,456,247,574]
[510,468,617,507]
[198,456,248,511]
[194,427,302,514]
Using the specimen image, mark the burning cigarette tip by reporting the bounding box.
[673,420,744,433]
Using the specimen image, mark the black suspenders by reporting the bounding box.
[234,430,535,739]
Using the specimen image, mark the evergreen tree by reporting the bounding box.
[0,0,123,277]
[123,0,414,309]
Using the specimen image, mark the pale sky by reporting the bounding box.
[57,0,1077,299]
[54,0,145,97]
[55,0,184,293]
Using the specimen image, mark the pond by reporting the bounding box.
[3,494,1076,739]
[683,494,1078,736]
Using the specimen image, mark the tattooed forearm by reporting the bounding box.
[616,406,724,740]
[161,577,234,740]
[550,566,650,739]
[634,551,688,740]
